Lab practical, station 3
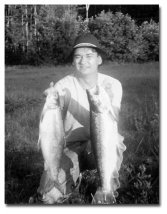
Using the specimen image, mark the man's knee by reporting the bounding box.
[38,147,80,203]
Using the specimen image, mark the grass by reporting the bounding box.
[5,62,159,204]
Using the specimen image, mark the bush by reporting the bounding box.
[88,11,159,63]
[138,20,159,61]
[89,11,139,62]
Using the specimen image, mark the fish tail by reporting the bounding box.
[54,180,65,195]
[92,188,116,205]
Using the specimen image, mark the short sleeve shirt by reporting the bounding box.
[51,72,122,144]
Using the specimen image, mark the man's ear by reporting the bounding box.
[98,55,102,65]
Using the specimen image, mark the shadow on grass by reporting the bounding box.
[5,149,43,204]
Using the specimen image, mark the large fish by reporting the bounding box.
[38,84,65,195]
[86,85,120,204]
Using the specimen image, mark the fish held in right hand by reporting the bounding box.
[38,90,65,186]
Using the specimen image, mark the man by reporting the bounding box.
[37,33,126,204]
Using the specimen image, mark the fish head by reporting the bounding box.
[87,85,113,114]
[44,83,68,109]
[45,89,60,108]
[86,85,105,113]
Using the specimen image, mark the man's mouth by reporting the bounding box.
[80,66,89,70]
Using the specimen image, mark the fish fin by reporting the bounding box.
[108,109,117,122]
[37,170,55,195]
[54,181,64,195]
[38,170,64,195]
[64,124,74,142]
[73,173,82,191]
[37,137,41,150]
[108,104,119,122]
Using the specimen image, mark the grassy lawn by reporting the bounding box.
[5,62,159,204]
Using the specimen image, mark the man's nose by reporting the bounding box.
[80,56,87,64]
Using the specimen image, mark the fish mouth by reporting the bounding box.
[86,88,102,113]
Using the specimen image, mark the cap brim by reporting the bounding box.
[73,43,98,49]
[94,47,108,60]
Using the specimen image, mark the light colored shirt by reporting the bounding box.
[48,72,122,144]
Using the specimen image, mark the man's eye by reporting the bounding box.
[86,54,93,58]
[74,55,81,59]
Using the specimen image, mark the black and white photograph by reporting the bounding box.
[4,3,160,206]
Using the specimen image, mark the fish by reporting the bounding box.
[38,83,66,195]
[86,85,120,204]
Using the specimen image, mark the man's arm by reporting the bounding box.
[104,79,123,122]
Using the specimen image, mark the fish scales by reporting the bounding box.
[86,85,119,204]
[38,89,65,193]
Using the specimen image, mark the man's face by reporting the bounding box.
[73,47,102,76]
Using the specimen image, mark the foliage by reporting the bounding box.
[89,11,159,62]
[117,162,159,204]
[138,20,159,61]
[5,5,80,65]
[5,6,159,65]
[51,10,81,64]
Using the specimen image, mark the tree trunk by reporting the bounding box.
[34,5,37,37]
[5,5,10,27]
[21,6,25,52]
[25,5,29,51]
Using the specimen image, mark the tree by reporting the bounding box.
[5,5,159,65]
[5,5,79,64]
